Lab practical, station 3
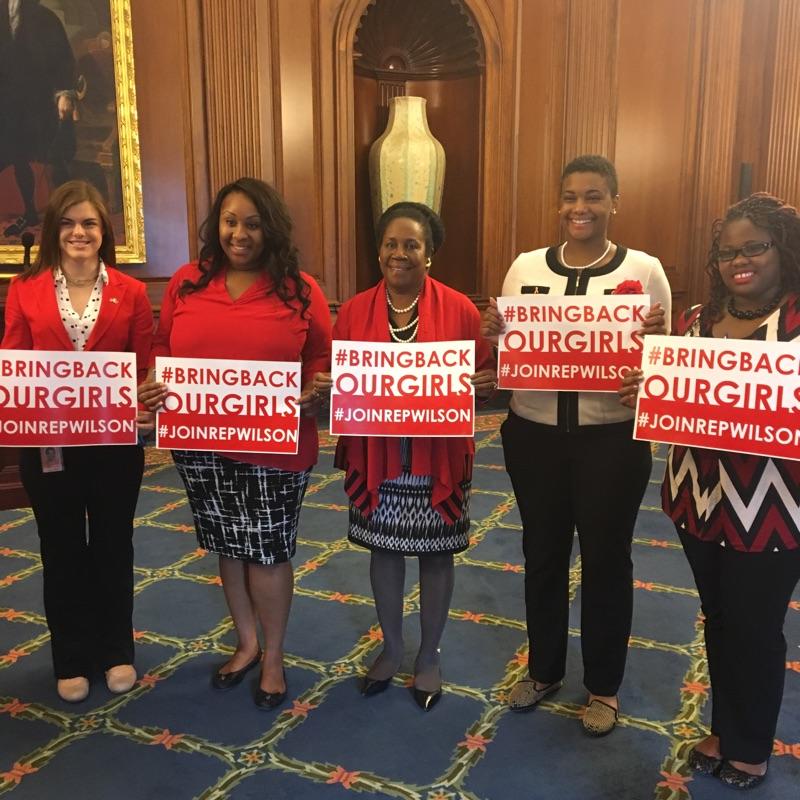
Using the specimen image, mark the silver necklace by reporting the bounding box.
[386,289,420,314]
[63,271,99,287]
[559,240,612,270]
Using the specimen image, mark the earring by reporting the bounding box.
[612,209,617,215]
[426,258,432,267]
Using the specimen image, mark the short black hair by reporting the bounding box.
[560,154,619,197]
[375,201,445,257]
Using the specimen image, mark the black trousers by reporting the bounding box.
[679,530,800,763]
[502,411,651,696]
[20,445,144,679]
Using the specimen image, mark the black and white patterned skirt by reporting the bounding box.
[172,450,310,565]
[348,469,471,556]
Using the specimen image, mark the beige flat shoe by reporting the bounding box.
[508,678,562,711]
[582,698,619,736]
[57,676,90,703]
[106,664,137,694]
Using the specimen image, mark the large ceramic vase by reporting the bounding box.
[368,96,445,228]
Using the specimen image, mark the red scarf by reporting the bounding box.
[333,277,492,524]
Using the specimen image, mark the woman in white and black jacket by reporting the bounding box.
[482,155,672,736]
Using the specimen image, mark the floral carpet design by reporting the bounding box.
[0,415,798,799]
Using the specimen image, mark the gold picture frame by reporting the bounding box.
[0,0,145,265]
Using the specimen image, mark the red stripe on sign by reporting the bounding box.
[156,413,300,455]
[635,398,800,461]
[498,349,642,391]
[330,393,474,437]
[0,406,137,446]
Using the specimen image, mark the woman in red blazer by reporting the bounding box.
[1,180,153,703]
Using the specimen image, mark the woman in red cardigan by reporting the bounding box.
[139,178,331,710]
[313,202,495,710]
[1,180,153,703]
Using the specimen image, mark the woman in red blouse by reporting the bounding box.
[621,193,800,789]
[139,178,331,709]
[2,180,153,703]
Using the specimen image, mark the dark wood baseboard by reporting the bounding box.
[0,449,29,510]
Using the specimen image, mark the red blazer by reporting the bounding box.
[2,267,154,382]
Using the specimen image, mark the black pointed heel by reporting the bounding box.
[412,686,442,711]
[360,675,392,696]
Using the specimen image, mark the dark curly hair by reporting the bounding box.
[180,177,311,317]
[375,201,445,257]
[560,154,619,197]
[705,192,800,320]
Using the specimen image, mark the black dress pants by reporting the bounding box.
[20,445,144,679]
[679,530,800,763]
[502,411,651,696]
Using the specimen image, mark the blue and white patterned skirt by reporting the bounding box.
[348,468,471,556]
[172,450,310,565]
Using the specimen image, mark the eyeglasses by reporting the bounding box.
[717,241,774,262]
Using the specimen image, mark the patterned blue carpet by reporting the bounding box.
[0,415,798,799]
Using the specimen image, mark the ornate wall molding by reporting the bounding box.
[765,0,800,205]
[685,0,744,303]
[562,0,619,162]
[201,0,270,189]
[354,0,483,81]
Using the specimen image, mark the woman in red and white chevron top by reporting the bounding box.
[622,193,800,790]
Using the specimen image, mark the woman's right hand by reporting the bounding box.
[138,373,168,411]
[480,297,504,345]
[618,368,643,409]
[312,371,333,398]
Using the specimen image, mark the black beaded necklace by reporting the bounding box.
[726,293,783,320]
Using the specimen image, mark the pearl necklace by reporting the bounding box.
[389,314,419,342]
[559,240,612,270]
[386,289,420,315]
[726,294,782,320]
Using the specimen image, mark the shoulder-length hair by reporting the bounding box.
[22,180,116,279]
[180,177,311,317]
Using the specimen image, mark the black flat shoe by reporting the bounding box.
[254,669,287,710]
[211,649,262,690]
[718,761,768,790]
[360,675,392,696]
[687,747,722,775]
[412,686,442,711]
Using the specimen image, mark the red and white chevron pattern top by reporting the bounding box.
[661,294,800,552]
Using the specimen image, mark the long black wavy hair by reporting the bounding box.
[705,192,800,321]
[180,177,311,317]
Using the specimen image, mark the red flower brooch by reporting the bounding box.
[612,279,643,295]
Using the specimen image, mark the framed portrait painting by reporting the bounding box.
[0,0,145,264]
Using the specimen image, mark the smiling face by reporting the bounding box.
[718,218,782,309]
[219,191,265,271]
[558,172,618,244]
[379,217,429,295]
[58,201,103,267]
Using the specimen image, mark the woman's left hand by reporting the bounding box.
[618,368,643,409]
[136,409,155,434]
[298,380,324,416]
[471,369,498,399]
[637,302,667,336]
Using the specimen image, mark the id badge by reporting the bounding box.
[40,447,65,473]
